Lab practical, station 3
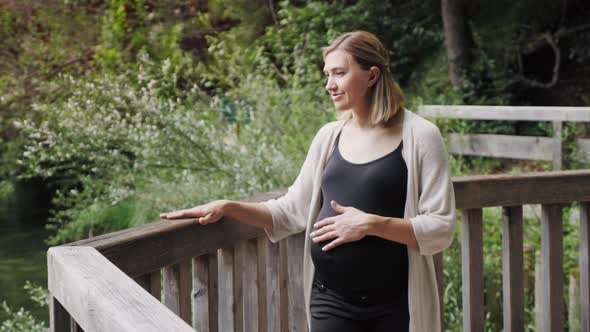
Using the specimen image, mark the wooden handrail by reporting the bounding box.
[48,170,590,332]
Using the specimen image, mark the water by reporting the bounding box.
[0,185,51,323]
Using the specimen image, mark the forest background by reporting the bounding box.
[0,0,589,331]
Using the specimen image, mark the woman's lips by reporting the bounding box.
[331,92,344,100]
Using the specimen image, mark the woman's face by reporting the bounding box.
[323,49,374,112]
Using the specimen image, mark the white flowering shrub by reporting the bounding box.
[17,50,333,244]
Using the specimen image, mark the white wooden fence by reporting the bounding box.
[418,105,590,170]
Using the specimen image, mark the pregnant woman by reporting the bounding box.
[161,30,456,332]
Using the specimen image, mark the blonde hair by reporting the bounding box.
[323,31,405,126]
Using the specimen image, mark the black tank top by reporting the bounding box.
[310,131,408,301]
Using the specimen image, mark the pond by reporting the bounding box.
[0,185,51,323]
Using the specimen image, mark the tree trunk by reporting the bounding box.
[441,0,474,87]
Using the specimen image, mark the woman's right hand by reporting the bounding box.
[159,200,229,225]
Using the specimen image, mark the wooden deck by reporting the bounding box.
[48,170,590,332]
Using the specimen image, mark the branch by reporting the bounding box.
[523,23,590,55]
[517,33,561,89]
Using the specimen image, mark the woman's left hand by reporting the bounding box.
[310,200,374,251]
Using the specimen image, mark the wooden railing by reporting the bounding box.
[48,171,590,332]
[417,105,590,170]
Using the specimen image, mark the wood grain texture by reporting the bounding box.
[67,191,284,277]
[576,138,590,163]
[47,246,193,332]
[447,133,553,160]
[552,121,562,170]
[178,259,192,324]
[418,105,590,121]
[580,202,589,332]
[540,204,564,332]
[234,240,259,332]
[192,255,209,332]
[208,252,219,332]
[285,233,307,332]
[502,206,524,332]
[258,237,281,332]
[217,248,235,332]
[462,208,484,332]
[453,170,590,209]
[163,265,180,315]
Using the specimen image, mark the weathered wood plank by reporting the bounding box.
[540,204,564,332]
[70,318,83,332]
[50,296,71,332]
[208,252,219,332]
[576,138,590,163]
[447,133,553,160]
[285,233,306,332]
[47,246,193,332]
[552,121,562,170]
[462,208,484,332]
[67,191,283,277]
[279,239,289,332]
[502,206,524,332]
[258,237,281,332]
[234,240,259,332]
[163,265,180,315]
[192,255,209,332]
[453,170,590,209]
[218,248,235,332]
[178,259,192,324]
[580,201,590,332]
[149,270,161,301]
[418,105,590,122]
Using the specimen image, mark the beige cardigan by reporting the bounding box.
[262,108,456,332]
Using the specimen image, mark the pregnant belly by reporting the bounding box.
[310,235,408,297]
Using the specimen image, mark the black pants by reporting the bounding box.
[310,278,409,332]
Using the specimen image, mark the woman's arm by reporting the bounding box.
[160,199,273,229]
[309,200,418,251]
[366,215,418,249]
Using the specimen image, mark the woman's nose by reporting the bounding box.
[325,76,336,91]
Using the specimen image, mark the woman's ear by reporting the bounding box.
[368,66,380,87]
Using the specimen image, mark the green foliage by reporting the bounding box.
[0,282,48,332]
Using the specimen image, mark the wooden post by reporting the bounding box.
[540,204,564,332]
[502,206,524,332]
[49,296,71,332]
[218,248,235,332]
[580,201,590,332]
[552,121,562,170]
[461,208,484,332]
[163,264,180,315]
[192,255,210,332]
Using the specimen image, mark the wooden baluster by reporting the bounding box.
[134,270,162,302]
[150,270,162,301]
[552,121,562,171]
[193,255,210,332]
[580,201,589,332]
[540,204,564,332]
[433,252,444,331]
[179,259,192,324]
[279,239,289,332]
[50,296,71,332]
[258,237,281,332]
[462,208,484,332]
[208,253,219,332]
[234,239,259,332]
[163,264,180,315]
[502,206,524,332]
[218,248,235,332]
[283,233,306,332]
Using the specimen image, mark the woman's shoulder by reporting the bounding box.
[313,119,347,142]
